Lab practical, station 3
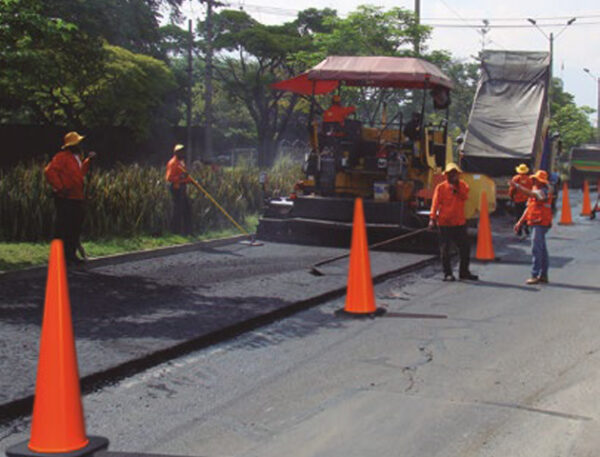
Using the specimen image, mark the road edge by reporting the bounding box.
[0,234,249,281]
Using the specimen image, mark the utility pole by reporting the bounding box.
[527,17,575,115]
[584,69,600,143]
[200,0,223,163]
[186,18,193,165]
[477,19,490,52]
[413,0,420,55]
[549,32,554,84]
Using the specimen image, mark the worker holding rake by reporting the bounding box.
[165,144,192,235]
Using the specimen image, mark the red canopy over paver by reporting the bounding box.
[272,56,453,94]
[271,72,339,95]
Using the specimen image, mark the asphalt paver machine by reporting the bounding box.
[257,56,495,248]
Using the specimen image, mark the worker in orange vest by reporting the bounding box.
[323,95,355,124]
[165,144,192,235]
[44,131,96,265]
[322,94,356,132]
[512,169,553,285]
[509,163,532,238]
[429,162,478,282]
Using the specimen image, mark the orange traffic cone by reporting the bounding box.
[7,240,109,457]
[558,181,573,225]
[335,198,385,317]
[581,180,592,216]
[475,191,495,261]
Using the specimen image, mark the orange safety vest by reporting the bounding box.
[430,180,469,226]
[509,174,532,203]
[165,155,190,189]
[44,151,91,200]
[323,104,356,124]
[525,185,553,226]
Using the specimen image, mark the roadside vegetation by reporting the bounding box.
[0,216,258,271]
[0,156,298,241]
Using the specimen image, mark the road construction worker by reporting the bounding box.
[429,162,478,282]
[403,112,423,142]
[512,169,553,285]
[165,144,192,235]
[509,163,533,238]
[323,95,356,126]
[44,131,96,265]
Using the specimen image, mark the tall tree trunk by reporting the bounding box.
[257,130,277,167]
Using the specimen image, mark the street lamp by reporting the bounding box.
[527,17,576,82]
[583,68,600,143]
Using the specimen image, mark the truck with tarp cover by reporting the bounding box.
[460,50,553,204]
[257,56,495,248]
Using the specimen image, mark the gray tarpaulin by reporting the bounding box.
[462,51,550,165]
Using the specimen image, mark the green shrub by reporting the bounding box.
[0,156,301,242]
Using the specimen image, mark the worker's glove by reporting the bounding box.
[428,219,437,230]
[88,151,97,159]
[513,223,521,234]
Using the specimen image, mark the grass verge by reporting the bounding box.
[0,215,258,272]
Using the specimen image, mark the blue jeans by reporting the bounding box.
[530,225,550,278]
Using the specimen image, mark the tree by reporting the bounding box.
[0,0,178,138]
[84,45,178,139]
[0,0,106,126]
[317,5,428,58]
[41,0,183,57]
[207,9,312,166]
[443,59,479,132]
[550,78,596,151]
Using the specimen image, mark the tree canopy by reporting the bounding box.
[550,78,596,151]
[1,1,594,163]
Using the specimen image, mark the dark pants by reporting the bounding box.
[438,225,471,276]
[513,201,530,235]
[54,197,84,261]
[170,185,192,235]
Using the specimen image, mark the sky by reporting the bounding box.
[181,0,600,125]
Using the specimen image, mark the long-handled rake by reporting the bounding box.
[183,168,263,247]
[309,226,430,276]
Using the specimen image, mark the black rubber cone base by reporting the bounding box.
[334,307,387,319]
[7,436,109,457]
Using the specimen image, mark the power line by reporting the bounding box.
[422,13,600,21]
[436,0,507,49]
[424,21,600,29]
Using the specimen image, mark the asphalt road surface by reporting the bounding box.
[0,240,432,409]
[1,199,599,456]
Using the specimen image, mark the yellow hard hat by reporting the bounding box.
[173,144,185,153]
[515,163,530,174]
[62,131,85,149]
[443,162,462,174]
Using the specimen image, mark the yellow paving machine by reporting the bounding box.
[257,56,495,248]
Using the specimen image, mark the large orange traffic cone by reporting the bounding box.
[558,181,573,225]
[335,198,385,317]
[7,240,109,457]
[581,180,592,216]
[475,191,495,261]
